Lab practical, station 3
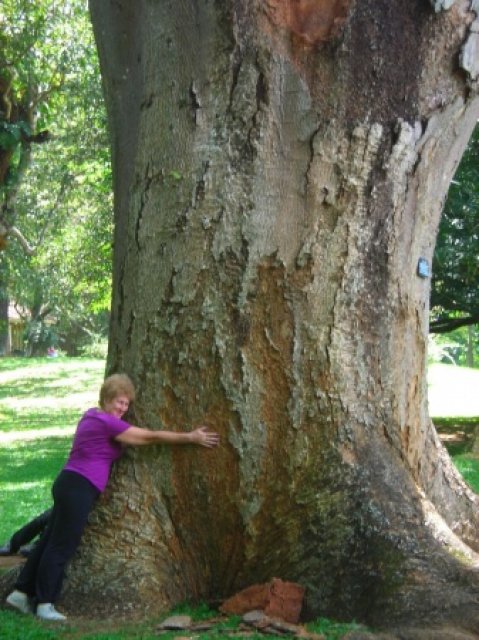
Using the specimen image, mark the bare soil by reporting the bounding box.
[0,555,25,570]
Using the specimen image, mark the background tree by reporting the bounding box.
[0,0,112,355]
[430,122,479,344]
[8,0,476,635]
[429,325,479,367]
[1,0,59,351]
[8,94,112,355]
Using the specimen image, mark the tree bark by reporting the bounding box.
[66,0,479,632]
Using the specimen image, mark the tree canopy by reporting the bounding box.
[0,0,112,354]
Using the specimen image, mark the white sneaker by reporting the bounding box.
[6,590,33,614]
[36,603,67,621]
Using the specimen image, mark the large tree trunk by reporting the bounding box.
[68,0,479,632]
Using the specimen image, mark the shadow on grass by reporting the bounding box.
[0,407,80,433]
[435,417,479,455]
[0,358,104,539]
[0,438,70,484]
[0,357,49,371]
[0,437,71,537]
[436,418,479,495]
[0,356,104,372]
[0,370,103,401]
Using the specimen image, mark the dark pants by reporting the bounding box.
[15,470,99,604]
[10,508,52,552]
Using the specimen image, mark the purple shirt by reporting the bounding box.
[63,408,131,492]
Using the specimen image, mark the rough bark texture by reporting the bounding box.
[63,0,479,633]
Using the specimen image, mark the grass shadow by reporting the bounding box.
[0,358,104,538]
[436,418,479,494]
[0,436,71,535]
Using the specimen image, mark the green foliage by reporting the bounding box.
[24,318,58,354]
[79,336,109,359]
[0,121,31,150]
[431,124,479,334]
[428,328,479,367]
[0,1,71,183]
[428,334,457,365]
[0,0,112,356]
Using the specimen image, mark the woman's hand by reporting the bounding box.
[190,426,220,448]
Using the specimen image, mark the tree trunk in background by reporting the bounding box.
[0,297,9,355]
[0,261,10,354]
[467,325,475,367]
[69,0,479,632]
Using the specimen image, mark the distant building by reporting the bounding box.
[7,303,28,354]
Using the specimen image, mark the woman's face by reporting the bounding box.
[103,394,130,419]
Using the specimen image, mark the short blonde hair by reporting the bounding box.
[99,373,136,408]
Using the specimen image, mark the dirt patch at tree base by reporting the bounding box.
[1,560,479,638]
[0,555,25,571]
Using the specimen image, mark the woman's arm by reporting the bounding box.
[115,425,219,448]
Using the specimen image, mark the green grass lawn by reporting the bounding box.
[0,608,369,640]
[0,358,105,539]
[0,358,478,639]
[428,363,479,492]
